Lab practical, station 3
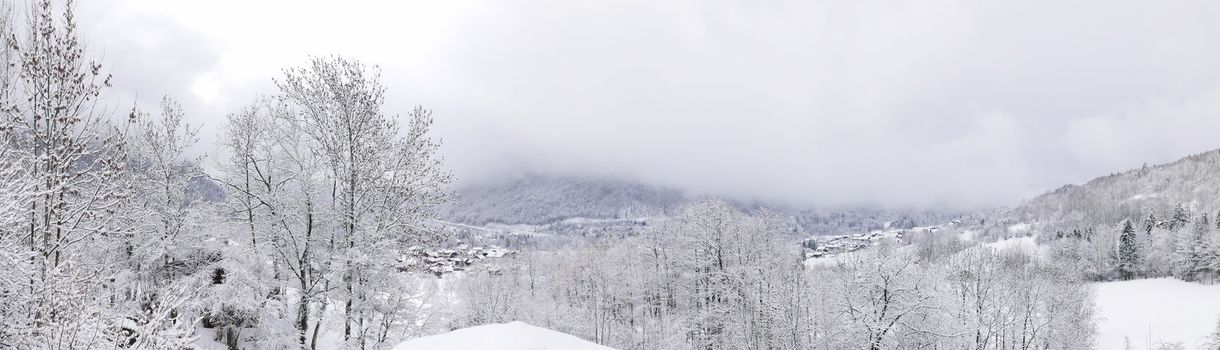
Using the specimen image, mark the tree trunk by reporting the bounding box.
[297,293,309,346]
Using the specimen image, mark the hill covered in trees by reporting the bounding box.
[443,174,686,225]
[967,148,1220,284]
[445,174,958,235]
[1002,149,1220,231]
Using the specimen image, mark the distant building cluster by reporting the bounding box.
[803,226,943,259]
[400,244,517,277]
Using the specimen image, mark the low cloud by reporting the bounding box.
[75,0,1220,209]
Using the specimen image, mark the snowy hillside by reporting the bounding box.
[447,174,959,235]
[444,174,686,225]
[392,322,615,350]
[1005,149,1220,230]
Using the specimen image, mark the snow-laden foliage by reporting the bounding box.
[453,200,1095,350]
[0,1,140,346]
[0,3,455,349]
[205,56,456,349]
[962,147,1220,285]
[1024,204,1220,284]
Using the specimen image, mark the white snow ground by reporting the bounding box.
[392,321,616,350]
[981,235,1038,254]
[1095,278,1220,349]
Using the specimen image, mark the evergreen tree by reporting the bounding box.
[1117,219,1140,280]
[1169,204,1191,232]
[1216,210,1220,230]
[1200,214,1215,281]
[1210,218,1220,283]
[1178,213,1213,282]
[1143,213,1157,236]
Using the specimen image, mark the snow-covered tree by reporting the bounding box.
[202,56,457,349]
[1175,213,1216,282]
[663,201,803,350]
[1168,204,1191,232]
[1117,219,1140,280]
[946,246,1008,349]
[1203,317,1220,350]
[1143,212,1157,237]
[277,56,454,349]
[108,96,212,348]
[1,0,139,347]
[832,245,944,350]
[212,95,337,348]
[1142,220,1178,278]
[0,3,32,344]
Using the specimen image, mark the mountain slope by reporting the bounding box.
[1004,149,1220,231]
[444,174,686,225]
[445,174,957,235]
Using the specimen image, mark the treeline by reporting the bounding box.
[0,1,452,349]
[1044,203,1220,283]
[456,200,1095,350]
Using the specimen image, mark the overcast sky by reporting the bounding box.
[74,0,1220,209]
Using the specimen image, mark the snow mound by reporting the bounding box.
[1095,278,1220,349]
[392,321,616,350]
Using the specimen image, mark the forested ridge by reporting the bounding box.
[446,173,957,236]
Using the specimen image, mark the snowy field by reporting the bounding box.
[982,235,1038,254]
[1095,278,1220,349]
[392,321,614,350]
